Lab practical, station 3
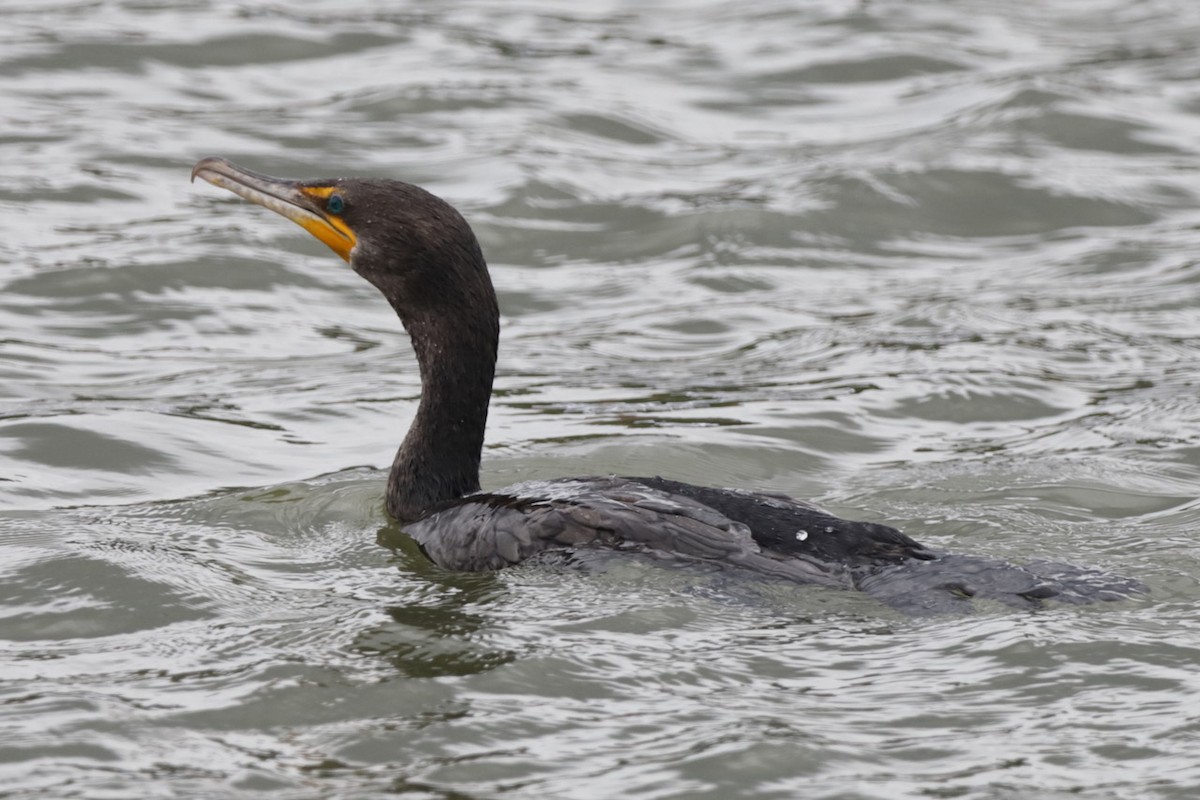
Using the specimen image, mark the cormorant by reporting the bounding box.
[191,157,1143,613]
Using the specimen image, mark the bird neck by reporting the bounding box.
[386,305,499,522]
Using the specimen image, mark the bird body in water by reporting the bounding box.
[191,157,1142,614]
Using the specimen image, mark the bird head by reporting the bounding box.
[190,157,491,320]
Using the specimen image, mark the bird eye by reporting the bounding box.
[327,194,345,214]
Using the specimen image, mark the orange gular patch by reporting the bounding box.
[297,186,357,262]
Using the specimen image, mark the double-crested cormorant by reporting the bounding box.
[191,157,1142,613]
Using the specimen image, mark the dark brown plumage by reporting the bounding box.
[192,157,1144,613]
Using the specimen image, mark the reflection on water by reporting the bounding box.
[3,0,1200,797]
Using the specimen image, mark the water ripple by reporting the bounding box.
[3,0,1200,797]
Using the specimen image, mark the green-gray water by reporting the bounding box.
[2,1,1199,797]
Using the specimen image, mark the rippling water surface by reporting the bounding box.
[3,1,1200,797]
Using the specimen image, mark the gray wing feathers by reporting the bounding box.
[403,476,1142,611]
[406,477,851,588]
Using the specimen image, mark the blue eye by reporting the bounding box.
[327,194,345,214]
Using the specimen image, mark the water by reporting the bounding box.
[2,0,1200,796]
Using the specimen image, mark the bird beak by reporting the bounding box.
[191,156,357,262]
